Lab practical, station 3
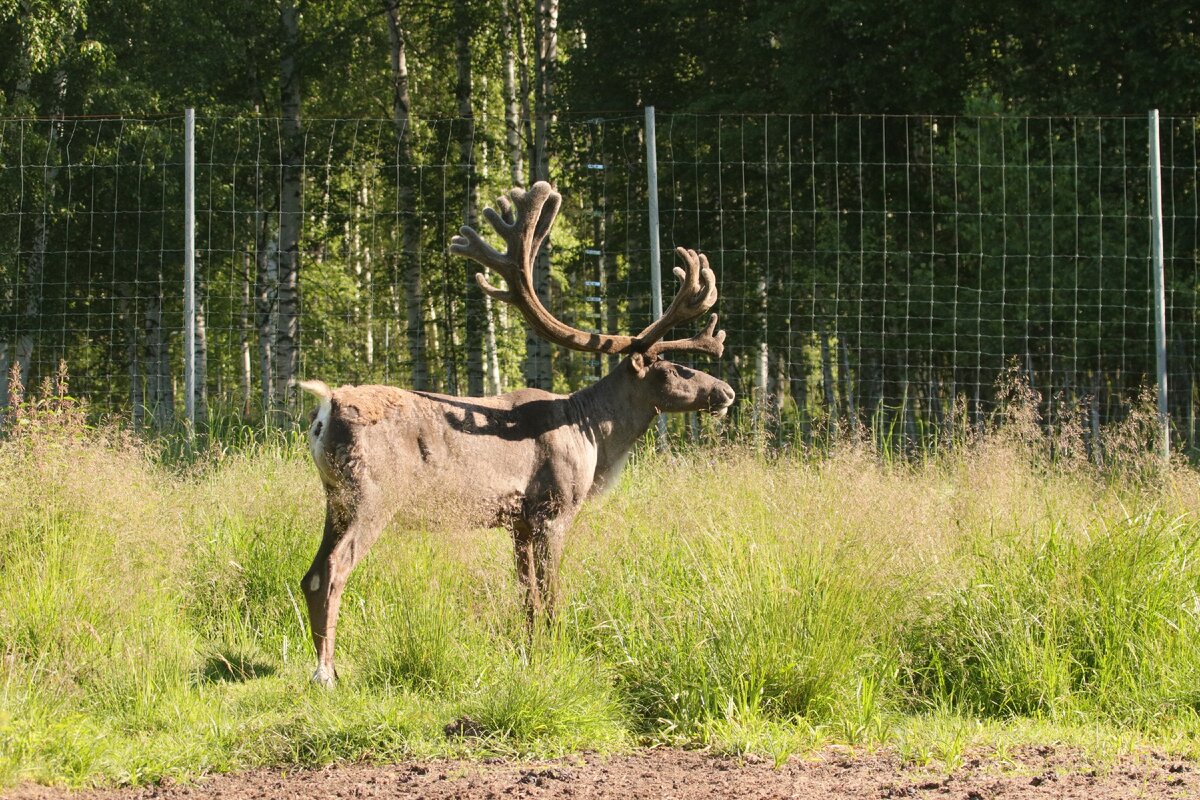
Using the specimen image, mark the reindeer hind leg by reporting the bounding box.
[302,505,340,686]
[302,488,386,686]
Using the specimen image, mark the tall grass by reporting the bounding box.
[3,379,1200,786]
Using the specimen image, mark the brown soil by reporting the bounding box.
[5,746,1197,800]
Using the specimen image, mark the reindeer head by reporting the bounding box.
[626,352,735,416]
[450,181,735,414]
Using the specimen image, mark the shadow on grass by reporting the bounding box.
[199,652,277,683]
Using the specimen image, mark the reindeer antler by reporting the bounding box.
[638,248,725,357]
[449,181,725,358]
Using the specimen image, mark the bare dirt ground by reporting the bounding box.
[5,747,1198,800]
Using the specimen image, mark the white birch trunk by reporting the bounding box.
[525,0,557,390]
[384,1,429,391]
[240,250,253,415]
[143,288,175,429]
[361,182,375,370]
[194,288,209,427]
[456,4,486,396]
[256,223,278,419]
[503,0,524,186]
[274,0,304,418]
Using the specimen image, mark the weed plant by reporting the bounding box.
[2,370,1200,786]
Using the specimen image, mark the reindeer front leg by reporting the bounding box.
[510,520,540,635]
[532,516,570,622]
[510,513,573,639]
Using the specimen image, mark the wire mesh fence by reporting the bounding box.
[0,112,1196,452]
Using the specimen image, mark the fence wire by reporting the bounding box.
[0,112,1195,451]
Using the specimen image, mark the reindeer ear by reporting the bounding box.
[629,352,649,377]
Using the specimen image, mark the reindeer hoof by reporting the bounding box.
[311,665,336,688]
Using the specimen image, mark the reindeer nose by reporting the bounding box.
[715,383,735,407]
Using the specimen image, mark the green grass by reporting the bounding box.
[3,410,1200,787]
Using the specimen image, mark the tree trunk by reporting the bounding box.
[787,327,808,433]
[274,0,304,419]
[524,0,557,390]
[9,14,33,111]
[771,352,788,441]
[143,287,175,430]
[443,288,459,395]
[425,294,441,393]
[313,137,336,268]
[13,185,48,388]
[240,249,253,416]
[0,347,9,414]
[515,0,535,174]
[1190,373,1196,455]
[384,1,429,391]
[840,336,857,423]
[902,380,917,450]
[256,220,277,420]
[754,274,769,425]
[867,359,882,448]
[387,272,401,383]
[926,373,942,441]
[359,182,375,371]
[456,5,486,396]
[820,324,837,418]
[194,287,209,428]
[503,0,524,186]
[485,295,502,393]
[592,186,618,375]
[15,78,67,391]
[2,0,69,411]
[724,353,747,431]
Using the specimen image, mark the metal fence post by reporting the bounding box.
[644,105,668,444]
[1149,109,1169,461]
[184,108,196,432]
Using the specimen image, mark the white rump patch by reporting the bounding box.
[299,380,335,484]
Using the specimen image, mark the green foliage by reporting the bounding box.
[4,3,1200,786]
[904,513,1200,724]
[6,408,1200,785]
[567,517,894,738]
[2,0,1197,439]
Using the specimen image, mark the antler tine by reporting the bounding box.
[645,313,726,358]
[450,225,506,275]
[633,247,719,345]
[451,183,726,359]
[496,192,516,226]
[452,182,640,355]
[451,183,558,296]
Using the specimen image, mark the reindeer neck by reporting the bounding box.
[570,367,658,463]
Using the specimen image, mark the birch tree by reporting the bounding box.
[523,0,556,389]
[456,0,486,395]
[502,0,524,187]
[1,0,82,407]
[273,0,304,418]
[383,0,429,390]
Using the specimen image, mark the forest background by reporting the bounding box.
[2,0,1200,450]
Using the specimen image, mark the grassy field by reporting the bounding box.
[3,395,1200,787]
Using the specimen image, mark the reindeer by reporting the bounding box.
[299,181,734,686]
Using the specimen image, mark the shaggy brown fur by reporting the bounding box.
[298,182,734,686]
